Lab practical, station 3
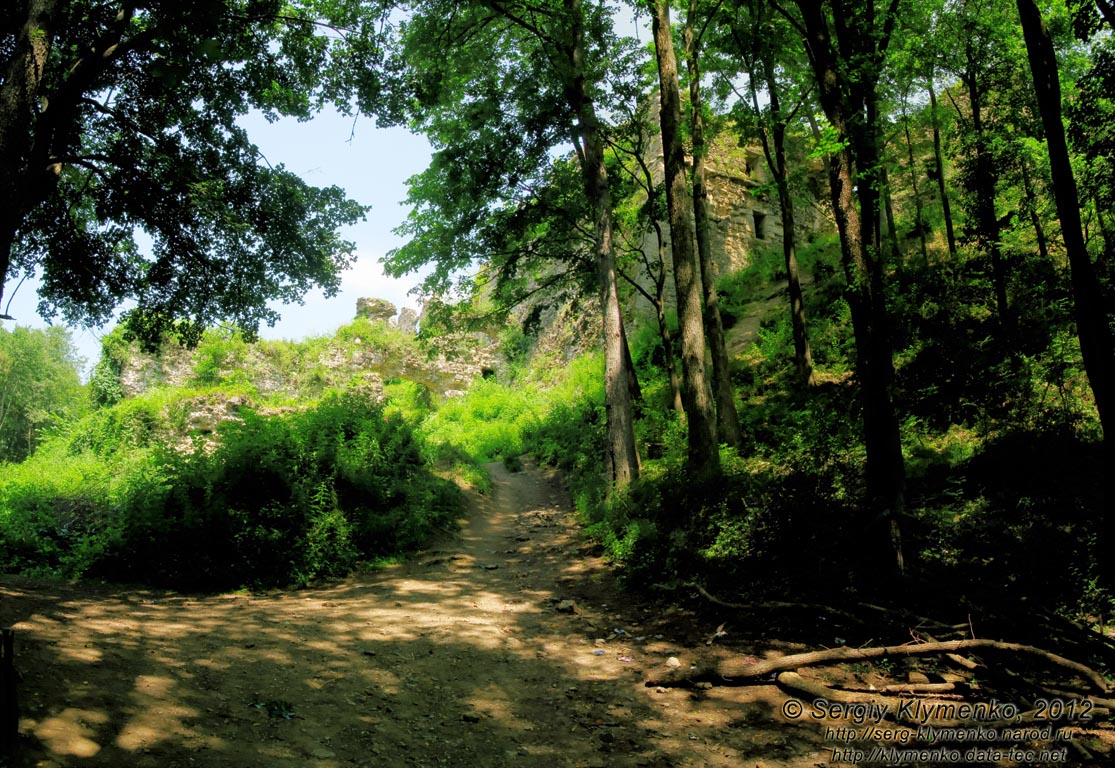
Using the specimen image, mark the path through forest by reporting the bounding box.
[0,461,825,767]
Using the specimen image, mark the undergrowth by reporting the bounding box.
[3,245,1110,615]
[521,247,1111,616]
[0,388,460,590]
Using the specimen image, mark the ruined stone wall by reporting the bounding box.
[630,120,827,318]
[118,299,499,402]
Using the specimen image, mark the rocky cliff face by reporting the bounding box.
[117,299,500,402]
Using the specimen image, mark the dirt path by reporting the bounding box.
[0,462,825,767]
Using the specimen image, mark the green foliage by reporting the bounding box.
[88,326,133,407]
[525,352,605,472]
[717,235,840,330]
[551,243,1109,609]
[1068,38,1115,251]
[4,1,374,340]
[0,325,88,462]
[911,427,1104,605]
[0,388,460,590]
[0,440,153,578]
[420,379,541,464]
[333,317,418,352]
[89,357,124,408]
[191,326,251,387]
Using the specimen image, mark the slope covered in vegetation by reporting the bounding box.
[0,319,467,591]
[509,239,1110,620]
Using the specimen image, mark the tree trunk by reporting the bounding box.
[927,75,957,259]
[880,165,902,269]
[629,132,683,412]
[795,0,906,576]
[966,63,1012,333]
[1016,0,1115,573]
[685,2,742,448]
[903,110,930,269]
[1019,156,1049,261]
[0,0,58,309]
[621,320,643,404]
[566,0,639,488]
[756,55,814,386]
[657,290,684,411]
[650,0,719,479]
[652,224,684,412]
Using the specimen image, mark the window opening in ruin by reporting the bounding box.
[753,211,767,240]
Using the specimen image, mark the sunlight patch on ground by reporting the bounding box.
[33,707,109,757]
[116,674,205,751]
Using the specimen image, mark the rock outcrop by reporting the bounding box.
[355,297,398,323]
[397,307,420,334]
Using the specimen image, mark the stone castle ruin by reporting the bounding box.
[634,119,828,312]
[118,298,498,406]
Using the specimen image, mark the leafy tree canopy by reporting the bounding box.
[0,324,86,462]
[383,0,639,307]
[0,0,394,344]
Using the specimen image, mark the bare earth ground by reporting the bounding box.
[1,462,1112,767]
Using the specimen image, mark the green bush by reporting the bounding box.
[0,389,460,590]
[0,441,154,577]
[420,378,542,463]
[191,326,250,386]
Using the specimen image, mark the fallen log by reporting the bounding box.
[645,638,1111,693]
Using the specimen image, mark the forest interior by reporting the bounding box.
[3,0,1115,765]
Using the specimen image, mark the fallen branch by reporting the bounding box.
[777,672,972,727]
[880,682,963,695]
[645,639,1111,693]
[690,584,866,627]
[774,672,1106,728]
[920,632,981,671]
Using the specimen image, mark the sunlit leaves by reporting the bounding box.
[3,0,381,343]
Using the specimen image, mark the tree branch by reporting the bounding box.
[647,639,1112,693]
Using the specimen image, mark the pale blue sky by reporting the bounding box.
[4,109,434,375]
[5,9,651,376]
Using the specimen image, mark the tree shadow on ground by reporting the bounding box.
[1,463,830,768]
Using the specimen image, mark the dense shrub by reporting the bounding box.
[0,389,460,590]
[420,378,541,463]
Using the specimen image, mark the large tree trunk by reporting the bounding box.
[927,75,958,260]
[566,0,639,488]
[795,0,906,576]
[0,0,58,310]
[685,3,741,449]
[1016,0,1115,573]
[650,0,719,479]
